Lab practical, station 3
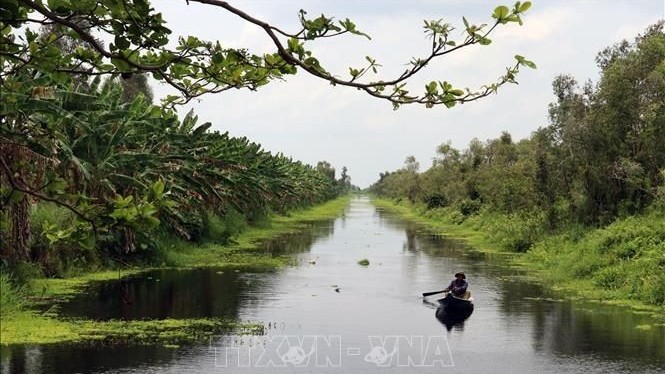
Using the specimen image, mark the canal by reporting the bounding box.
[2,197,664,373]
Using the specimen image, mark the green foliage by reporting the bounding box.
[1,71,348,271]
[0,1,532,109]
[466,209,547,252]
[368,24,665,306]
[528,211,665,306]
[0,272,26,318]
[425,193,448,209]
[593,267,626,290]
[202,210,248,245]
[370,23,665,227]
[459,199,481,217]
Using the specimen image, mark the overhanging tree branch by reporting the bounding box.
[5,0,535,109]
[0,157,98,232]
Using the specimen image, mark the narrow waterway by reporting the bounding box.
[2,197,664,373]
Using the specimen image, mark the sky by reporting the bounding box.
[151,1,664,188]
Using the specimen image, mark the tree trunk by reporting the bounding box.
[10,195,31,261]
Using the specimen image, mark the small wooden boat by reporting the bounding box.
[437,292,474,313]
[435,293,474,330]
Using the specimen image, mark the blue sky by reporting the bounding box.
[153,1,664,187]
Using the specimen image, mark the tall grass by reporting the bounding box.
[0,272,26,318]
[202,209,248,244]
[528,212,665,306]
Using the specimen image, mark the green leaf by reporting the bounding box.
[522,59,537,69]
[211,52,224,64]
[144,215,160,227]
[111,58,130,71]
[151,180,165,198]
[519,2,532,12]
[426,81,438,94]
[78,232,96,250]
[492,5,510,20]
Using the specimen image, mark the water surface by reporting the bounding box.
[2,197,664,373]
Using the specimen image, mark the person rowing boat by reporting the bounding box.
[442,272,470,300]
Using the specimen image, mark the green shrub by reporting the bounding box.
[425,194,448,209]
[30,202,74,234]
[473,210,547,252]
[459,199,481,217]
[592,266,626,290]
[648,276,665,306]
[570,256,605,277]
[203,209,247,244]
[27,202,102,276]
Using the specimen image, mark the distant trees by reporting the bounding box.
[370,22,665,227]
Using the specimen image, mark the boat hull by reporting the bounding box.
[435,293,474,330]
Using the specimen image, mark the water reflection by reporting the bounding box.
[262,219,336,255]
[1,344,178,374]
[2,198,664,374]
[0,219,337,374]
[422,298,474,332]
[57,269,259,320]
[373,203,665,371]
[58,219,336,321]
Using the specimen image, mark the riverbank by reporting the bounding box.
[0,196,352,345]
[371,197,665,318]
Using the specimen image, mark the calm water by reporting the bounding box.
[2,197,664,373]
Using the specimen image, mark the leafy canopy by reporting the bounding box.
[1,1,535,109]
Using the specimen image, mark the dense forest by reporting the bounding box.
[370,23,665,305]
[0,69,353,274]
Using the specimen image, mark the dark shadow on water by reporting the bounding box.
[1,343,179,374]
[261,219,336,255]
[423,296,474,332]
[0,219,338,374]
[57,219,336,321]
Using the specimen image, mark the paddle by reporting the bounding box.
[422,290,447,297]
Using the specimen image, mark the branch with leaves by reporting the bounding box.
[1,0,535,109]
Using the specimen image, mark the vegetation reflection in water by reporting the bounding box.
[2,199,664,374]
[0,217,337,373]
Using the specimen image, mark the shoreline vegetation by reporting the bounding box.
[0,196,351,346]
[370,197,665,319]
[366,25,665,321]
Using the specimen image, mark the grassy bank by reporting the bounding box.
[371,197,665,316]
[1,195,351,345]
[371,198,507,255]
[152,195,353,270]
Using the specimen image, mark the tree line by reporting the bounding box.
[370,23,665,251]
[1,68,355,272]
